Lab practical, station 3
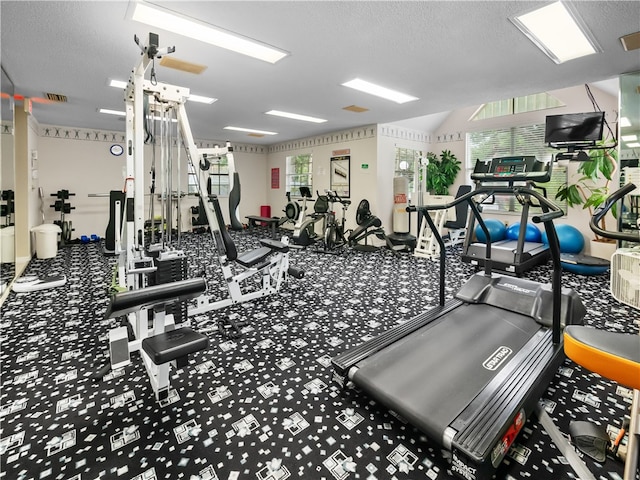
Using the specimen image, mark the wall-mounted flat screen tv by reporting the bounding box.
[544,111,605,146]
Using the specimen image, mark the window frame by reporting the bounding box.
[285,153,313,198]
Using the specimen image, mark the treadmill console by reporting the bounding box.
[471,156,552,183]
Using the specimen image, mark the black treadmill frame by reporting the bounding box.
[332,184,578,480]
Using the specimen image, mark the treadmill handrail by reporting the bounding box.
[410,185,565,345]
[590,183,639,243]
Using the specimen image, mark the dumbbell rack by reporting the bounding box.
[1,190,15,226]
[50,189,75,245]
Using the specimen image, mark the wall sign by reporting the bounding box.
[330,155,350,197]
[271,167,280,189]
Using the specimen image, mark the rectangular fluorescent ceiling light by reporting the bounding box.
[109,79,216,104]
[130,2,288,64]
[626,142,640,148]
[188,94,217,104]
[342,78,418,104]
[99,108,126,116]
[109,79,128,89]
[265,110,327,123]
[620,117,632,127]
[224,126,278,135]
[621,134,638,142]
[511,1,600,64]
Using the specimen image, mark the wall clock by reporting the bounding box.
[110,144,124,156]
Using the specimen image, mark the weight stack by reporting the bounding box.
[152,252,188,324]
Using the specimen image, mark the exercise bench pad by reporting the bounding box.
[142,327,209,365]
[564,325,640,390]
[106,278,206,318]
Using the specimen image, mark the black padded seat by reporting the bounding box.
[444,185,473,229]
[259,238,289,253]
[236,246,274,268]
[141,327,209,365]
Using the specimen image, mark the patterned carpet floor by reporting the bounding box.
[0,228,637,480]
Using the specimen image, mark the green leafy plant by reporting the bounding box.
[555,143,618,241]
[425,149,461,195]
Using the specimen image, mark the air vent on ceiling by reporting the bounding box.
[45,93,68,102]
[159,56,207,74]
[343,105,369,113]
[620,31,640,51]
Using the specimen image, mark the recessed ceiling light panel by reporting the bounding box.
[99,108,126,116]
[511,1,600,64]
[342,78,418,104]
[188,94,217,104]
[130,1,289,64]
[265,110,327,123]
[224,126,278,135]
[109,79,128,89]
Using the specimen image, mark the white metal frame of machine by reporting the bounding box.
[116,31,299,314]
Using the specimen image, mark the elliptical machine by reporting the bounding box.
[290,187,323,247]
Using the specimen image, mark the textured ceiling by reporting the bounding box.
[1,1,639,145]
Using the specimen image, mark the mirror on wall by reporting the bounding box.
[619,71,640,238]
[1,64,16,292]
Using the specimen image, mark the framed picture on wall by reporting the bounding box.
[330,155,350,197]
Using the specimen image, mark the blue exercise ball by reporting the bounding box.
[475,219,506,243]
[505,222,542,242]
[541,224,585,253]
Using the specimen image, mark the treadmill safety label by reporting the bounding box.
[451,452,477,480]
[491,408,526,467]
[482,346,512,371]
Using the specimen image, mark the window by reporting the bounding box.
[285,154,312,196]
[471,92,565,121]
[207,155,230,196]
[466,124,567,213]
[187,163,199,194]
[187,155,230,196]
[394,148,421,200]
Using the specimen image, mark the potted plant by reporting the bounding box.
[425,149,461,195]
[555,142,618,257]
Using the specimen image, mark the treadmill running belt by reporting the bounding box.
[352,303,540,441]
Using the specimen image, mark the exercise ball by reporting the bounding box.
[505,222,542,242]
[541,224,585,253]
[475,219,506,243]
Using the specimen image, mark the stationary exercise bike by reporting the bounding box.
[317,190,351,252]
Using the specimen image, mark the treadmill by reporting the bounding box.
[332,156,586,480]
[461,156,551,275]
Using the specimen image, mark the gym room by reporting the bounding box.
[1,1,639,479]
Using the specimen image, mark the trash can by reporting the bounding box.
[260,205,271,226]
[32,224,61,259]
[0,226,14,263]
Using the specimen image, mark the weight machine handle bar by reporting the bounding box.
[590,183,639,243]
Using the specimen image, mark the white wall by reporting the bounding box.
[26,83,619,254]
[36,127,268,239]
[376,125,432,236]
[266,125,378,234]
